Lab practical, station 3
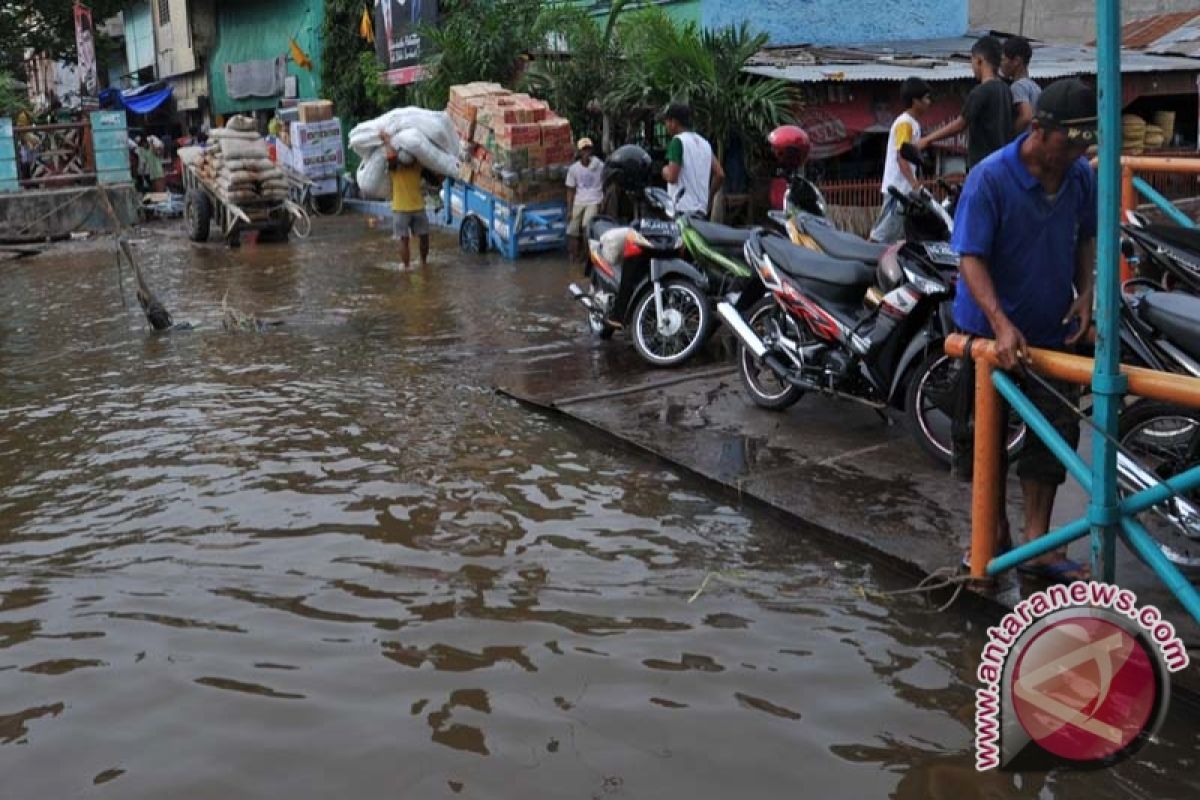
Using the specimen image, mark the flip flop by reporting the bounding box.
[1017,558,1090,585]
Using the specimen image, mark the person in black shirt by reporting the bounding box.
[919,36,1013,170]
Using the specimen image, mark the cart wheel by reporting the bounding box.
[459,215,487,254]
[184,188,212,242]
[310,192,343,217]
[291,208,312,239]
[226,228,241,248]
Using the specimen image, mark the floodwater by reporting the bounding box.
[1,218,1197,799]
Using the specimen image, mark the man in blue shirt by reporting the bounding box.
[951,79,1097,583]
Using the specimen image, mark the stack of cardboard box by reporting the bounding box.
[447,83,575,204]
[276,118,344,196]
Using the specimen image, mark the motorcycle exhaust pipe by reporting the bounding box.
[717,301,766,358]
[568,283,595,311]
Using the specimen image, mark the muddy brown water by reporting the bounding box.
[1,219,1197,799]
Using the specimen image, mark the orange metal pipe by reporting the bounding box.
[970,360,1002,579]
[945,335,1200,409]
[1117,156,1200,174]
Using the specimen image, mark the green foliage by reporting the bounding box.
[520,1,629,145]
[0,0,125,73]
[0,70,27,116]
[320,0,379,133]
[413,0,544,109]
[607,11,797,163]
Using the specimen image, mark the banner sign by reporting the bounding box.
[74,2,99,109]
[374,0,438,78]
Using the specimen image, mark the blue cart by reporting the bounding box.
[442,177,568,260]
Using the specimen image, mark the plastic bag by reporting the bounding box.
[392,128,460,178]
[356,148,391,200]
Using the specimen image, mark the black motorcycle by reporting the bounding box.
[1122,212,1200,294]
[717,205,957,456]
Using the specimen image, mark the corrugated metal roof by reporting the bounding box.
[1118,11,1200,56]
[745,34,1200,84]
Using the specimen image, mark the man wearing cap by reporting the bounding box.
[662,103,724,218]
[565,138,604,264]
[952,78,1098,584]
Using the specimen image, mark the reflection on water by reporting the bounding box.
[0,220,1197,798]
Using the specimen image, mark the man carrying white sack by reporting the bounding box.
[381,130,430,270]
[565,138,604,264]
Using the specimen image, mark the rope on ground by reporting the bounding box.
[868,566,976,614]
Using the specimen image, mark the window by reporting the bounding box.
[158,0,170,25]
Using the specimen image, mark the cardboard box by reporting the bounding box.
[298,100,334,123]
[539,119,572,146]
[494,123,542,148]
[290,119,342,149]
[545,143,576,166]
[449,82,505,105]
[471,124,492,147]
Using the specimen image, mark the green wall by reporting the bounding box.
[209,0,325,117]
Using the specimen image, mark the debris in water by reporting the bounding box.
[221,292,284,333]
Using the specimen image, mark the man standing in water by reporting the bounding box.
[565,137,604,265]
[381,130,429,270]
[661,103,724,218]
[952,79,1098,583]
[919,36,1013,170]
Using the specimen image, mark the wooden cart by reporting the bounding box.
[182,162,295,247]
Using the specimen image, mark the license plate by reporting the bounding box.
[924,242,960,266]
[639,219,675,235]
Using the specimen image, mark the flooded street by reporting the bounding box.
[1,218,1198,799]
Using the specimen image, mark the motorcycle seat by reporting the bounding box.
[589,216,621,240]
[761,235,874,305]
[1141,291,1200,362]
[688,218,752,248]
[1146,224,1200,259]
[800,216,889,265]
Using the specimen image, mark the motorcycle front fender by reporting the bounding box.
[888,321,940,406]
[650,257,710,291]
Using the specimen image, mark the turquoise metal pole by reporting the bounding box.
[989,462,1200,575]
[1121,518,1200,624]
[1091,0,1127,582]
[1132,176,1198,229]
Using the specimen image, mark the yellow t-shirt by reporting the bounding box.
[390,162,424,213]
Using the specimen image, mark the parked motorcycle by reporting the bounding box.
[569,145,772,368]
[716,199,958,455]
[1122,211,1200,293]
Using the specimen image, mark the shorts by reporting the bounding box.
[567,203,600,237]
[393,209,429,239]
[951,349,1081,487]
[869,196,905,244]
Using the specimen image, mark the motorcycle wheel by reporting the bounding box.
[903,350,1026,467]
[1118,400,1200,575]
[737,300,805,410]
[631,279,711,368]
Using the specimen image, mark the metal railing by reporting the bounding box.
[953,0,1200,628]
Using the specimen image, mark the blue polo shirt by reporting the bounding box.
[951,133,1097,347]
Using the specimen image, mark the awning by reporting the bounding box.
[100,83,174,115]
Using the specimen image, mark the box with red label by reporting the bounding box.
[545,143,577,166]
[494,123,542,148]
[539,119,572,146]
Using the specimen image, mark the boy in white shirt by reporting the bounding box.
[565,138,604,263]
[871,77,933,243]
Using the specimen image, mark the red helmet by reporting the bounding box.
[768,125,811,169]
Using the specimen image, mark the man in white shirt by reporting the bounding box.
[870,77,933,243]
[661,104,724,218]
[565,137,604,263]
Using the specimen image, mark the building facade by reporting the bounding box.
[702,0,968,45]
[971,0,1200,43]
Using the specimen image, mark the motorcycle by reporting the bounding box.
[1122,211,1200,294]
[716,193,958,456]
[768,125,827,218]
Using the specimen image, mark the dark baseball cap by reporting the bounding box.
[1035,78,1097,144]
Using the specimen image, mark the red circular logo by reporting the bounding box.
[1011,616,1158,763]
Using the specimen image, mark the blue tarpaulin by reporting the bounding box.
[100,83,174,115]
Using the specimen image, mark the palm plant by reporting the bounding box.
[606,12,797,165]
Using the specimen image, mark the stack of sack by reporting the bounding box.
[446,82,575,203]
[197,115,289,204]
[348,108,461,201]
[1122,114,1147,155]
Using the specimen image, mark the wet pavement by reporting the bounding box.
[1,217,1199,798]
